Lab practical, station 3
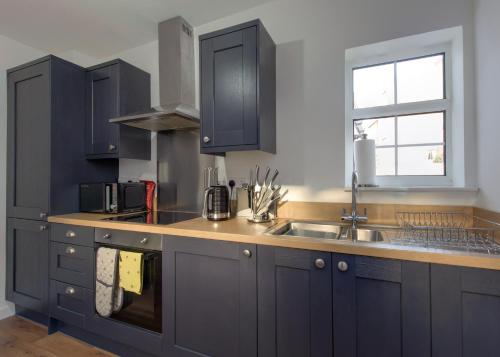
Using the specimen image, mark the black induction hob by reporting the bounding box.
[105,210,200,225]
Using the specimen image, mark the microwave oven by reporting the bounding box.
[79,182,146,213]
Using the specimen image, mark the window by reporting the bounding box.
[345,27,465,187]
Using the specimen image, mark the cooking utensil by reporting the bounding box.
[255,169,278,212]
[257,189,288,216]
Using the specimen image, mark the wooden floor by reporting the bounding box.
[0,316,115,356]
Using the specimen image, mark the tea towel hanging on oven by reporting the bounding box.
[119,251,144,295]
[96,247,124,317]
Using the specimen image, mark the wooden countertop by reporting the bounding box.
[48,213,500,271]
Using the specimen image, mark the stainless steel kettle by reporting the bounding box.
[202,185,230,221]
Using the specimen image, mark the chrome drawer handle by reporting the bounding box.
[65,230,76,238]
[243,249,252,258]
[39,225,48,231]
[66,247,76,255]
[103,233,112,239]
[140,238,149,244]
[203,136,211,143]
[40,212,47,219]
[315,258,326,269]
[108,144,116,151]
[65,287,75,295]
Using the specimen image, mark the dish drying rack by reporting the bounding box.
[391,212,500,254]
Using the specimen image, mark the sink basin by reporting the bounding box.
[267,221,391,243]
[349,228,385,242]
[268,221,344,240]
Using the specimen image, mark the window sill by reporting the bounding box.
[343,186,479,193]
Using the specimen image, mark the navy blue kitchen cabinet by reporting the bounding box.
[49,224,95,330]
[85,59,151,160]
[6,218,50,315]
[431,264,500,357]
[164,236,257,357]
[6,55,118,221]
[332,254,431,357]
[258,246,332,357]
[199,20,276,154]
[6,55,117,316]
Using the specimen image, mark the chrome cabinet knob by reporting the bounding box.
[65,230,76,238]
[103,233,112,239]
[108,144,116,151]
[39,225,48,231]
[315,258,326,269]
[66,247,76,255]
[40,212,47,219]
[243,249,252,258]
[140,237,149,244]
[203,136,211,144]
[337,261,349,272]
[65,287,75,295]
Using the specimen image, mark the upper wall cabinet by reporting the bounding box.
[85,59,151,160]
[200,20,276,154]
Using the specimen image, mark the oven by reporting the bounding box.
[94,229,163,334]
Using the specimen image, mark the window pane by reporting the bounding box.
[376,147,395,175]
[397,54,444,104]
[353,63,395,109]
[397,112,444,145]
[354,117,395,146]
[398,145,444,175]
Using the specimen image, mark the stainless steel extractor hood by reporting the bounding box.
[109,16,200,131]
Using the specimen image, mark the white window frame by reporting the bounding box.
[345,27,465,188]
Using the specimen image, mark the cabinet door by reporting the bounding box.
[49,280,93,329]
[432,264,500,357]
[200,26,258,150]
[164,236,257,357]
[258,246,332,357]
[85,65,119,157]
[7,61,51,220]
[332,254,431,357]
[6,218,49,314]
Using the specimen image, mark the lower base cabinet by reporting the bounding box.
[49,280,93,329]
[11,224,500,357]
[258,246,333,357]
[431,264,500,357]
[6,218,49,315]
[163,236,257,357]
[332,254,431,357]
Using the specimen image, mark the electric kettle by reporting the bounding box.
[202,185,230,221]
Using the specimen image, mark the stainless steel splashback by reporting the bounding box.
[157,129,214,212]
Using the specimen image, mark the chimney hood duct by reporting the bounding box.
[109,16,200,131]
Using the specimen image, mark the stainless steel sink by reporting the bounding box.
[348,228,385,242]
[268,221,344,240]
[267,221,391,243]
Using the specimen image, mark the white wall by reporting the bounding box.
[193,0,478,205]
[0,35,45,319]
[475,0,500,212]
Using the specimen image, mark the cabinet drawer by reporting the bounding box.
[49,280,93,329]
[50,242,94,288]
[51,224,94,247]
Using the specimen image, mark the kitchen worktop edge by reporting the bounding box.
[48,213,500,271]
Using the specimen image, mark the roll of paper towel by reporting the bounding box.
[354,135,376,186]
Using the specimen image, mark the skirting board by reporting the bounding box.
[0,301,15,320]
